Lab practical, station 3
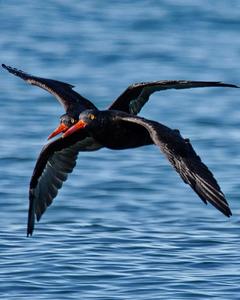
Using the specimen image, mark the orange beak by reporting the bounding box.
[47,123,69,140]
[63,120,87,138]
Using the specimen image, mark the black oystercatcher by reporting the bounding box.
[2,64,237,236]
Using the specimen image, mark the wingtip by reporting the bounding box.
[215,81,239,88]
[27,230,33,237]
[2,64,16,74]
[224,83,239,88]
[219,197,232,218]
[226,208,232,217]
[200,194,232,218]
[27,220,34,237]
[216,201,232,218]
[212,197,232,218]
[27,189,35,237]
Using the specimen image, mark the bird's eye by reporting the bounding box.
[70,118,75,124]
[88,114,96,120]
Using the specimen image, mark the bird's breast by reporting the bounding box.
[91,121,153,150]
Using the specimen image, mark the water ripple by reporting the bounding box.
[1,1,240,299]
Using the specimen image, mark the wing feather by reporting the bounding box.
[118,113,232,217]
[109,80,238,114]
[27,131,102,236]
[2,64,96,116]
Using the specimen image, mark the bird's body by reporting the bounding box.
[78,110,152,149]
[62,109,232,219]
[2,64,238,236]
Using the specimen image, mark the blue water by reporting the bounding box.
[1,1,240,299]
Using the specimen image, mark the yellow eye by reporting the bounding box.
[88,113,96,120]
[71,118,75,124]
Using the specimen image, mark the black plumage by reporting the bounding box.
[63,109,232,218]
[2,64,237,236]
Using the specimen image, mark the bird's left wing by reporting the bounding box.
[28,131,101,236]
[2,64,96,116]
[109,80,238,115]
[116,113,232,217]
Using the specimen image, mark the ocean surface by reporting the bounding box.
[1,1,240,299]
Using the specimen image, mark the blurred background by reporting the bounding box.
[1,1,240,299]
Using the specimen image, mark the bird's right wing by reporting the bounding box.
[28,131,102,236]
[117,113,232,217]
[2,64,97,115]
[109,80,238,115]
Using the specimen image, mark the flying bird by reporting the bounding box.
[3,63,237,138]
[63,108,232,215]
[2,64,238,236]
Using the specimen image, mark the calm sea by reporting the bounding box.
[1,1,240,299]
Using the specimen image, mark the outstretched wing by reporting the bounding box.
[117,113,232,217]
[109,80,238,114]
[28,131,102,236]
[2,64,96,116]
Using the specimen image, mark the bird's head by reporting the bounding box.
[63,109,101,137]
[47,114,78,140]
